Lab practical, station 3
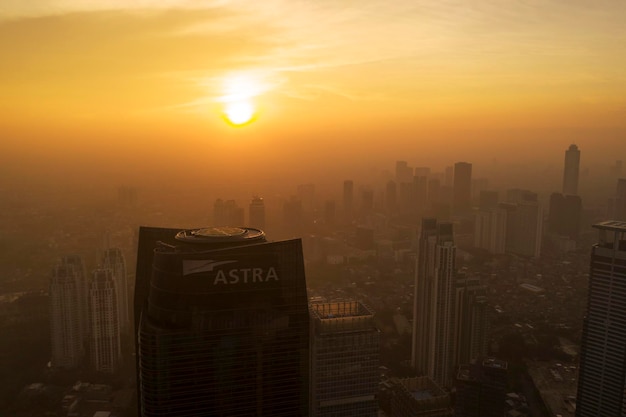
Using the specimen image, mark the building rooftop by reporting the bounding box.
[593,220,626,232]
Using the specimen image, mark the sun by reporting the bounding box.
[224,100,255,126]
[219,73,264,127]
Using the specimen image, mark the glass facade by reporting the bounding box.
[135,227,310,417]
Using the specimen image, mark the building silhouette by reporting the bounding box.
[455,357,508,417]
[575,221,626,416]
[135,226,310,417]
[548,193,582,239]
[453,162,472,215]
[411,219,458,388]
[562,144,580,196]
[101,248,129,336]
[213,199,244,226]
[248,196,266,230]
[49,255,87,369]
[343,180,354,220]
[309,301,379,417]
[89,268,121,373]
[455,274,489,366]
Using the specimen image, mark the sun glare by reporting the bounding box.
[224,100,255,126]
[219,74,264,127]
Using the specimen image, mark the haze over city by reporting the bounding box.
[2,2,626,417]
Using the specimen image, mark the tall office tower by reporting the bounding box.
[385,180,397,214]
[248,196,266,229]
[213,199,245,226]
[453,162,472,215]
[474,207,507,254]
[396,160,413,183]
[454,275,489,365]
[471,178,489,205]
[503,191,543,258]
[455,357,508,417]
[343,180,354,219]
[575,221,626,417]
[414,166,431,177]
[89,268,122,373]
[49,256,87,369]
[310,301,379,417]
[101,248,129,336]
[562,144,580,195]
[412,219,458,388]
[135,227,310,417]
[548,193,582,239]
[613,178,626,221]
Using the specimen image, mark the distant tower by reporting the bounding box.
[562,144,580,195]
[248,196,266,229]
[455,275,489,365]
[412,219,458,388]
[453,162,472,214]
[102,248,128,336]
[503,190,543,258]
[575,221,626,416]
[213,199,244,226]
[49,256,87,369]
[310,301,379,417]
[89,268,121,373]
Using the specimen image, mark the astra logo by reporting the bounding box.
[182,260,238,276]
[213,267,279,285]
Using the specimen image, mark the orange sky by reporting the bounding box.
[1,1,626,187]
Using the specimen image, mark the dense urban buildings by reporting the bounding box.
[562,144,580,196]
[310,301,379,417]
[135,226,310,417]
[49,255,87,369]
[379,376,454,417]
[88,268,122,373]
[575,221,626,417]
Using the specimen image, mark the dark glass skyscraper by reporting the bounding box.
[576,221,626,416]
[562,144,580,196]
[135,226,310,417]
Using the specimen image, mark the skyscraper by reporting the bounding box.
[562,144,580,196]
[102,248,129,335]
[89,268,122,373]
[248,195,266,229]
[412,219,458,388]
[455,357,508,417]
[135,226,310,417]
[49,255,87,369]
[453,162,472,215]
[310,301,379,417]
[575,221,626,416]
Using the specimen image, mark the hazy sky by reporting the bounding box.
[2,0,625,187]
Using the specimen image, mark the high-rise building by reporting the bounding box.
[248,196,266,229]
[575,221,626,417]
[455,357,508,417]
[49,255,87,369]
[412,219,458,388]
[135,226,310,417]
[474,207,507,254]
[310,301,379,417]
[562,144,580,196]
[453,162,472,214]
[102,248,129,336]
[503,190,542,258]
[548,193,582,239]
[454,275,489,366]
[396,161,413,184]
[89,268,122,373]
